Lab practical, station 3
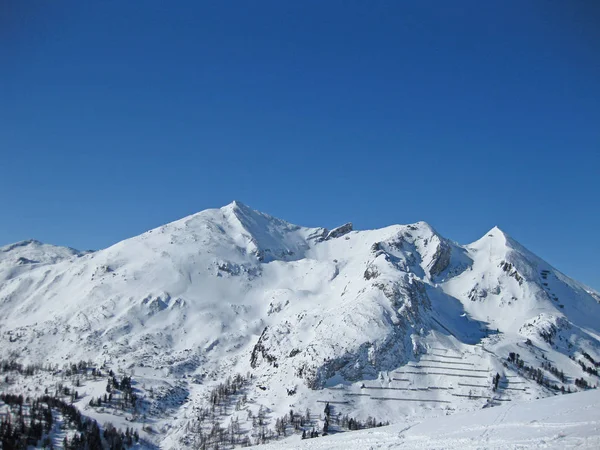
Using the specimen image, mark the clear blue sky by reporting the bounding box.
[1,1,599,289]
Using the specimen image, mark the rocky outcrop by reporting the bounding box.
[364,264,380,280]
[250,327,279,368]
[500,260,524,285]
[427,239,451,277]
[325,223,353,240]
[375,278,431,324]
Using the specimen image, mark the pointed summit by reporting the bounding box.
[221,200,272,227]
[481,226,531,256]
[221,200,271,230]
[223,200,251,212]
[488,225,504,235]
[469,225,510,248]
[485,225,509,239]
[215,200,319,263]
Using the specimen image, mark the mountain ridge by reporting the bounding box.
[1,202,599,449]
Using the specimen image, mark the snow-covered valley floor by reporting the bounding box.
[257,389,600,449]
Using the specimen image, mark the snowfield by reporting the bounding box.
[1,201,600,448]
[257,389,600,449]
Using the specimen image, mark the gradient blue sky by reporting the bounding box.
[1,1,599,289]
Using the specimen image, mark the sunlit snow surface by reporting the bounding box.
[258,390,600,449]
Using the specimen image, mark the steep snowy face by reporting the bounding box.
[442,226,600,345]
[220,201,321,262]
[250,222,443,388]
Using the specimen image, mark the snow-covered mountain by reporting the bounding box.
[0,238,86,279]
[1,201,599,449]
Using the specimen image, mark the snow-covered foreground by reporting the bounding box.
[258,389,600,449]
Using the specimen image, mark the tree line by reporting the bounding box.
[0,392,138,449]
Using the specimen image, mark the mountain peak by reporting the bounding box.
[482,226,533,257]
[486,225,507,238]
[410,221,439,236]
[221,200,269,228]
[0,239,83,268]
[224,199,251,211]
[1,239,44,252]
[214,200,316,263]
[220,200,265,225]
[469,226,510,248]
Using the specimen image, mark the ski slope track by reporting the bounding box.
[1,201,600,448]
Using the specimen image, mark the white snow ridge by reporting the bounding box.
[1,201,600,449]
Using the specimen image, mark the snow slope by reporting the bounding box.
[257,389,600,449]
[1,201,600,448]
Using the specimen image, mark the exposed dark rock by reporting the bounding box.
[364,265,380,280]
[16,257,38,265]
[427,240,451,277]
[325,223,353,240]
[250,327,278,369]
[500,261,524,285]
[307,228,329,243]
